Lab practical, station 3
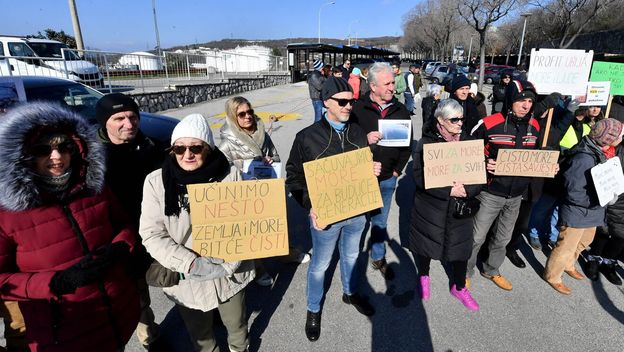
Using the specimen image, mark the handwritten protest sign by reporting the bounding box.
[422,140,486,189]
[580,81,611,106]
[590,61,624,96]
[591,157,624,207]
[528,48,594,95]
[303,148,382,227]
[494,149,559,177]
[188,179,288,261]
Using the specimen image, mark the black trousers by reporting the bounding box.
[415,254,468,290]
[589,226,624,260]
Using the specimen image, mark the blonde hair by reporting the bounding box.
[224,96,256,132]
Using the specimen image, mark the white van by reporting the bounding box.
[0,36,103,87]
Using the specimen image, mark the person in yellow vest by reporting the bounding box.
[560,107,594,154]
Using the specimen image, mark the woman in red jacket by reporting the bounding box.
[0,102,140,351]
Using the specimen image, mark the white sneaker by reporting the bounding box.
[255,272,274,287]
[297,252,311,264]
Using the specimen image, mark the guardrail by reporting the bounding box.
[0,49,288,94]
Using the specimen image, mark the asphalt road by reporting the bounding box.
[3,79,620,352]
[123,80,624,352]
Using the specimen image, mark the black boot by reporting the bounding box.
[585,260,599,281]
[342,293,375,316]
[305,310,321,341]
[506,250,526,268]
[600,263,622,286]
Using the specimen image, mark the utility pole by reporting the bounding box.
[67,0,84,50]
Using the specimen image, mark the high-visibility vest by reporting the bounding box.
[560,123,590,150]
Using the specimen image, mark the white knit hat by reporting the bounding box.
[170,113,215,147]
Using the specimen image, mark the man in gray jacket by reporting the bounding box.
[308,58,326,122]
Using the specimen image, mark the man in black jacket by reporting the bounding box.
[96,93,166,350]
[286,77,381,342]
[466,80,542,291]
[450,75,480,134]
[351,62,411,281]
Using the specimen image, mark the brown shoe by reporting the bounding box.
[465,277,470,289]
[480,272,513,291]
[547,281,571,295]
[371,258,395,280]
[565,268,585,280]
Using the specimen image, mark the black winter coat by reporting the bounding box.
[409,122,483,261]
[421,96,438,128]
[286,116,369,210]
[350,93,412,180]
[606,144,624,239]
[451,94,480,134]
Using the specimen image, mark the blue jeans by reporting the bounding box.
[312,99,323,122]
[369,176,397,261]
[307,215,366,313]
[528,193,560,243]
[404,92,414,113]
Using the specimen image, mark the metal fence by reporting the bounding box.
[0,48,288,93]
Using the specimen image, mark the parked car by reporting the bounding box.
[424,61,442,76]
[15,76,178,144]
[0,36,104,87]
[478,65,514,84]
[429,65,449,84]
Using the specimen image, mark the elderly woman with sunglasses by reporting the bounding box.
[409,99,482,312]
[139,113,254,352]
[0,102,140,351]
[219,96,310,287]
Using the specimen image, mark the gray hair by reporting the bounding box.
[434,99,463,121]
[426,84,442,98]
[368,62,394,86]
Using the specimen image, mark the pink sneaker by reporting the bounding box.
[419,275,430,300]
[450,285,480,311]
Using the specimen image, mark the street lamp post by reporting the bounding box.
[467,35,474,63]
[318,1,335,44]
[348,19,359,46]
[517,13,532,66]
[152,0,162,58]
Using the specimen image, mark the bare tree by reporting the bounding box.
[458,0,520,88]
[528,0,618,48]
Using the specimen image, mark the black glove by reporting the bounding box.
[534,92,563,118]
[49,254,111,295]
[95,242,130,264]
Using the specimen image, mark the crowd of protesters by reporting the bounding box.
[0,56,622,351]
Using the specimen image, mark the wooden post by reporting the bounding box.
[604,95,614,119]
[541,108,554,148]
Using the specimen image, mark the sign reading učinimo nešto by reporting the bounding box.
[303,148,383,227]
[494,149,560,177]
[423,139,486,189]
[188,179,289,261]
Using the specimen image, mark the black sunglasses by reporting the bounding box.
[448,117,464,124]
[329,97,356,107]
[237,109,254,119]
[30,141,75,157]
[171,145,205,155]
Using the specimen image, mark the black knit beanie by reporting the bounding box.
[95,93,140,128]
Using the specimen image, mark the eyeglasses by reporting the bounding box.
[171,145,205,155]
[329,97,356,107]
[30,141,75,157]
[237,109,254,119]
[448,117,464,124]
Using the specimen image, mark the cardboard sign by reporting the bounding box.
[188,179,289,261]
[303,148,383,227]
[590,61,624,96]
[494,149,560,177]
[591,157,624,207]
[580,81,611,106]
[528,48,594,95]
[422,140,486,189]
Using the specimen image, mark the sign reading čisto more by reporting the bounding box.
[422,139,486,189]
[303,148,383,227]
[188,179,289,262]
[494,149,560,177]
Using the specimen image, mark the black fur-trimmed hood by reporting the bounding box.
[0,102,106,211]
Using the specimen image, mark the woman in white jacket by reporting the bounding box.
[140,113,254,352]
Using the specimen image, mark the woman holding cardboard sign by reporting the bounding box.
[140,113,254,352]
[409,99,483,311]
[219,96,310,287]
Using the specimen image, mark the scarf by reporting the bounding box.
[34,169,72,196]
[162,148,230,216]
[436,122,461,142]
